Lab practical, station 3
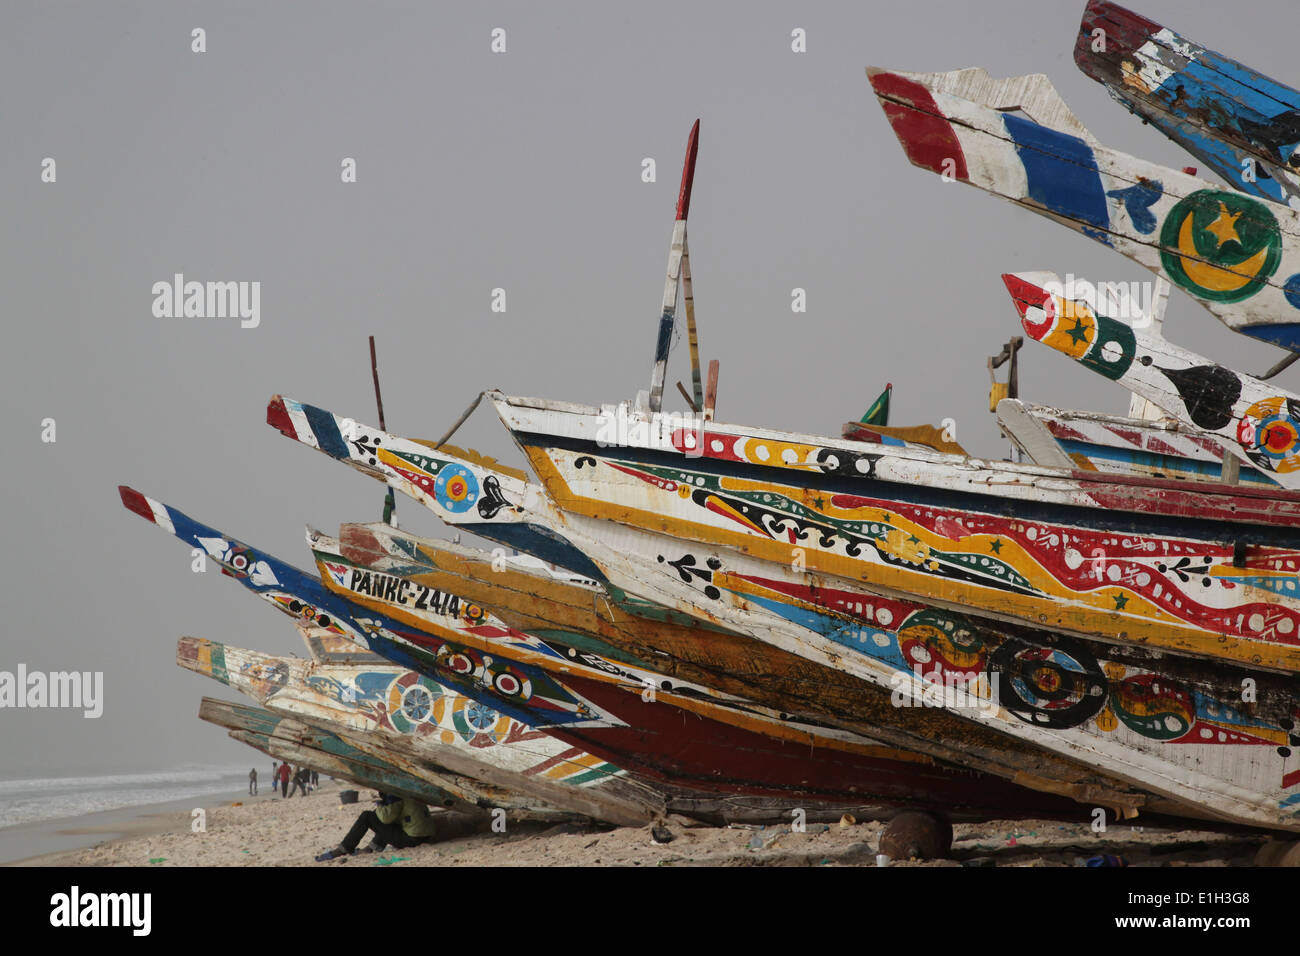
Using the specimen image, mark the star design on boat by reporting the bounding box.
[1065,318,1091,346]
[1113,593,1129,610]
[1205,201,1243,248]
[989,538,1003,554]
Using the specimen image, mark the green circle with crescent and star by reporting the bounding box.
[1158,189,1281,303]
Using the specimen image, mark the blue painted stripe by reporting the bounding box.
[653,312,674,363]
[157,502,591,729]
[1055,439,1276,486]
[302,403,351,461]
[1003,113,1110,231]
[1239,322,1300,351]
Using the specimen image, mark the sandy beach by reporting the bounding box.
[9,779,1282,867]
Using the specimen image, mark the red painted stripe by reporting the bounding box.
[266,395,296,438]
[1002,273,1055,340]
[676,119,700,222]
[119,485,155,523]
[522,745,585,776]
[869,71,968,180]
[1075,1,1162,81]
[1108,427,1145,449]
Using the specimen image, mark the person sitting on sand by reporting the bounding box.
[316,793,439,860]
[249,768,258,795]
[276,761,291,798]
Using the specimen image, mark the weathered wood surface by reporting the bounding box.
[127,488,1072,823]
[1006,270,1300,488]
[868,66,1300,352]
[263,398,1300,831]
[1076,0,1300,210]
[494,394,1300,674]
[999,398,1275,486]
[199,696,487,813]
[178,634,664,827]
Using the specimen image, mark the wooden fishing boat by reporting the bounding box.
[265,398,1300,831]
[198,696,493,812]
[123,488,1083,823]
[178,633,662,826]
[868,65,1300,351]
[487,388,1300,670]
[1004,270,1300,488]
[995,399,1275,485]
[1076,0,1300,210]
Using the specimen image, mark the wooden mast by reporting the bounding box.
[649,120,700,412]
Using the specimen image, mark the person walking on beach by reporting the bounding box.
[248,768,258,795]
[276,761,291,798]
[316,794,473,861]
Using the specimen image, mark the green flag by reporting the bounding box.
[859,383,891,426]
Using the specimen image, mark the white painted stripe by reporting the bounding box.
[146,496,174,534]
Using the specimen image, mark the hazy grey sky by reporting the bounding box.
[3,0,1296,776]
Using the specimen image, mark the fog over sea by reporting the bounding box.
[0,766,251,829]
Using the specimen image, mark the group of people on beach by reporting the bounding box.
[248,763,319,797]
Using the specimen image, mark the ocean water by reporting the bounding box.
[0,766,252,829]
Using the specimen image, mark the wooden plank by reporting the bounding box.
[1005,270,1300,488]
[1076,0,1300,209]
[993,398,1075,470]
[868,66,1300,352]
[704,359,719,420]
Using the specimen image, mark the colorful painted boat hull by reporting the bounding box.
[493,395,1300,675]
[1005,270,1300,489]
[126,488,1078,822]
[198,696,486,811]
[266,398,1300,830]
[178,634,659,826]
[998,399,1274,486]
[1076,0,1300,209]
[868,66,1300,351]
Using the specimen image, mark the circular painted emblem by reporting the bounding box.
[989,635,1108,730]
[434,464,479,514]
[385,672,444,734]
[451,698,512,748]
[1238,396,1300,473]
[1159,190,1281,302]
